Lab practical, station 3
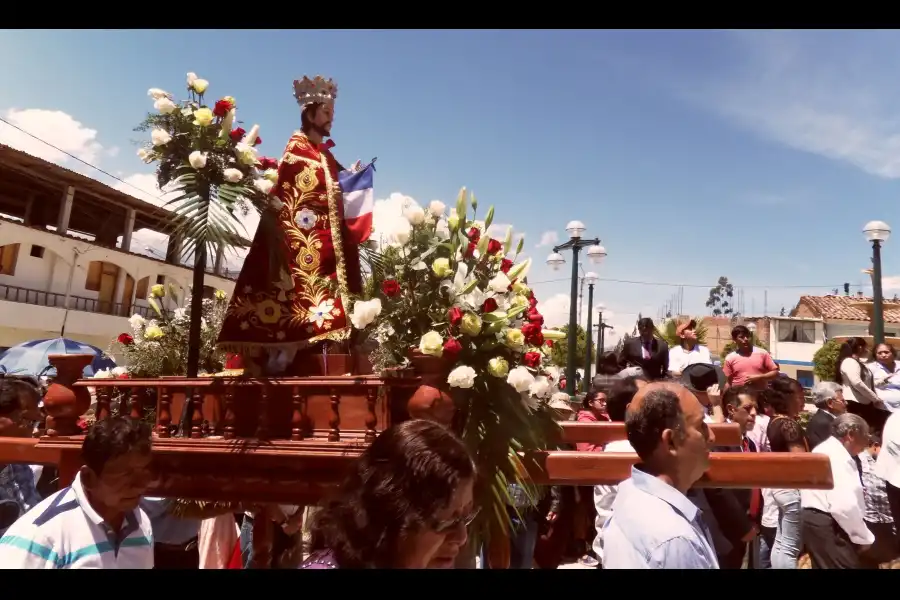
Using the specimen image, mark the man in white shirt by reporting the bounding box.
[0,416,155,569]
[668,319,712,378]
[800,413,874,569]
[876,411,900,527]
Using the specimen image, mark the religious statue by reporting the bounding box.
[217,75,364,375]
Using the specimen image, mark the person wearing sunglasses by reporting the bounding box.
[301,419,477,569]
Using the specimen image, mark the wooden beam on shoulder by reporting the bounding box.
[525,451,833,490]
[559,421,742,447]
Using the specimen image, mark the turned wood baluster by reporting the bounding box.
[365,387,377,443]
[291,386,304,441]
[129,388,142,420]
[96,387,111,421]
[190,388,204,439]
[256,385,269,440]
[117,388,128,417]
[157,386,171,438]
[328,388,341,442]
[223,387,236,440]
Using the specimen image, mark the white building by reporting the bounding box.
[0,144,245,355]
[754,316,825,388]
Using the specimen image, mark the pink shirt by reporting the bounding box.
[723,348,778,389]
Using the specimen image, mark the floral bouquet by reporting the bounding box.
[136,72,287,288]
[109,283,229,378]
[349,188,565,541]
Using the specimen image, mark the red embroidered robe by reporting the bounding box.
[217,131,362,354]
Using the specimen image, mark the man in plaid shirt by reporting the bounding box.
[0,376,43,535]
[858,432,898,567]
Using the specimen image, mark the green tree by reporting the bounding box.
[706,276,735,317]
[813,339,842,382]
[549,324,594,371]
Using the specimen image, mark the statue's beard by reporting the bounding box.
[311,122,331,138]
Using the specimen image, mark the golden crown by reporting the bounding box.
[293,75,338,108]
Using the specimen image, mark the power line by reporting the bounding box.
[0,116,163,201]
[528,276,849,289]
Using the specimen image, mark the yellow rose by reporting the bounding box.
[144,325,164,340]
[214,289,226,301]
[419,331,444,357]
[193,107,214,127]
[512,294,529,309]
[460,313,482,337]
[488,357,509,378]
[432,258,452,279]
[263,168,279,183]
[150,284,166,298]
[512,281,530,295]
[503,328,525,352]
[191,78,210,94]
[448,212,460,230]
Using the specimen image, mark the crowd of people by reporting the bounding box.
[3,317,900,568]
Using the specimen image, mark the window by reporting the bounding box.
[29,245,45,259]
[156,274,166,285]
[135,277,149,300]
[0,244,19,276]
[796,369,815,389]
[778,321,815,343]
[85,261,103,291]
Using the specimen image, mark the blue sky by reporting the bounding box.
[2,29,899,342]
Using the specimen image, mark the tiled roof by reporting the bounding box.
[796,295,900,323]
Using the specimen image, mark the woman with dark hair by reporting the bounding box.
[763,379,809,569]
[836,337,888,432]
[870,343,900,412]
[301,419,477,569]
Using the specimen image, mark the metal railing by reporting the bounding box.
[0,282,157,318]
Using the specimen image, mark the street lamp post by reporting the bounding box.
[546,221,607,397]
[864,220,891,345]
[583,276,599,388]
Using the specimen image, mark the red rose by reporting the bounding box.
[382,279,401,297]
[448,307,463,327]
[213,99,234,117]
[230,127,246,142]
[523,351,542,368]
[253,135,262,146]
[526,309,544,326]
[117,333,134,346]
[530,332,544,347]
[443,338,462,356]
[76,417,88,432]
[522,322,542,345]
[500,259,513,273]
[546,340,554,348]
[487,238,503,255]
[481,298,498,313]
[466,241,477,258]
[117,373,130,380]
[468,227,481,242]
[529,295,538,308]
[259,157,279,170]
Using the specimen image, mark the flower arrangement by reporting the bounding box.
[108,284,229,378]
[350,188,564,539]
[135,72,284,375]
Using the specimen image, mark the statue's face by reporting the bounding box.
[310,103,334,136]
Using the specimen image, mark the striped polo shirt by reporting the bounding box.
[0,472,153,568]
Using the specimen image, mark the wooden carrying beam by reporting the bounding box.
[559,422,742,447]
[0,437,62,465]
[526,451,834,490]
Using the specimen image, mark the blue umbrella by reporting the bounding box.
[0,338,116,379]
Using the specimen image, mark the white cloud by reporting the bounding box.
[0,108,105,166]
[536,230,559,248]
[677,31,900,180]
[882,276,900,292]
[540,293,571,329]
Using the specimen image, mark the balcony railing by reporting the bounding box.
[0,282,157,318]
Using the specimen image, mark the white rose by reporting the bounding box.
[529,375,552,399]
[92,369,113,379]
[254,178,274,195]
[186,72,198,86]
[419,330,444,357]
[235,142,259,166]
[263,168,279,183]
[151,128,171,146]
[137,148,153,164]
[404,204,426,226]
[111,366,129,377]
[507,366,535,393]
[173,308,187,320]
[128,314,146,330]
[447,365,477,389]
[390,221,412,246]
[188,151,207,169]
[428,200,446,217]
[488,272,511,294]
[435,219,451,240]
[349,298,382,329]
[223,168,243,183]
[148,88,170,100]
[154,96,177,114]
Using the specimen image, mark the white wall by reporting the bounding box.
[0,219,235,313]
[767,319,824,364]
